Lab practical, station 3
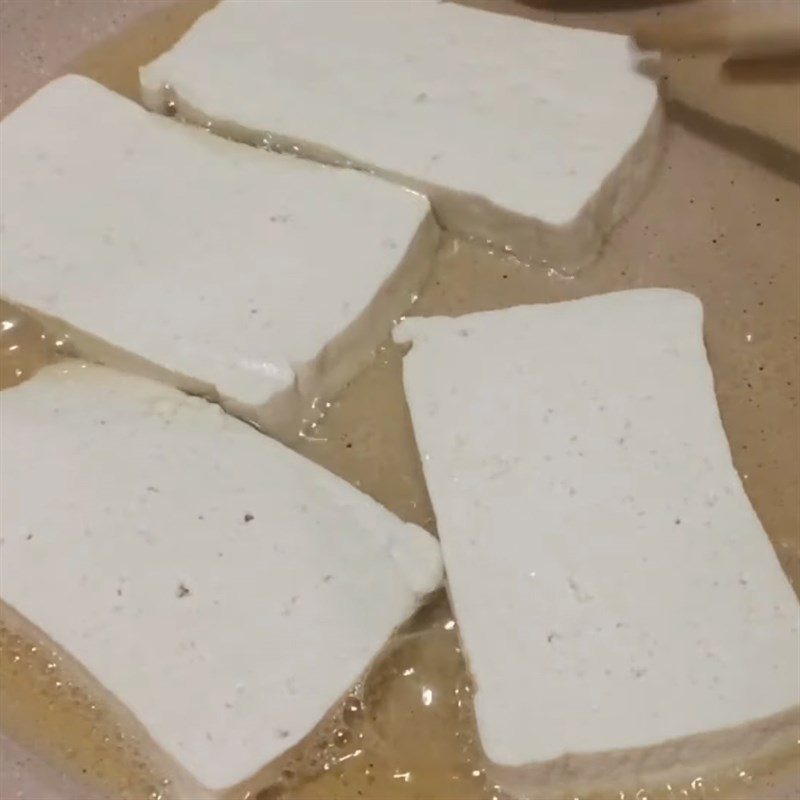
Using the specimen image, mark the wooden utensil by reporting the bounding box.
[632,2,800,154]
[634,2,800,61]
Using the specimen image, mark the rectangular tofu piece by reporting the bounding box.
[394,289,800,797]
[141,0,661,272]
[0,75,438,441]
[0,362,442,800]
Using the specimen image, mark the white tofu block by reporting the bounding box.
[394,289,800,795]
[0,362,442,799]
[0,75,438,440]
[141,0,661,271]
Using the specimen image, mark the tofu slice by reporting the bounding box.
[0,362,443,800]
[0,75,438,441]
[394,290,800,797]
[140,0,661,272]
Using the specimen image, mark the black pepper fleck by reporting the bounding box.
[244,513,254,523]
[177,583,191,598]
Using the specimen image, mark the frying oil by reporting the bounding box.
[1,2,799,799]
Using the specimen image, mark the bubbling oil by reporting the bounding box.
[1,1,799,799]
[0,616,168,800]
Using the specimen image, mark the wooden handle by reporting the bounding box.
[634,4,800,61]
